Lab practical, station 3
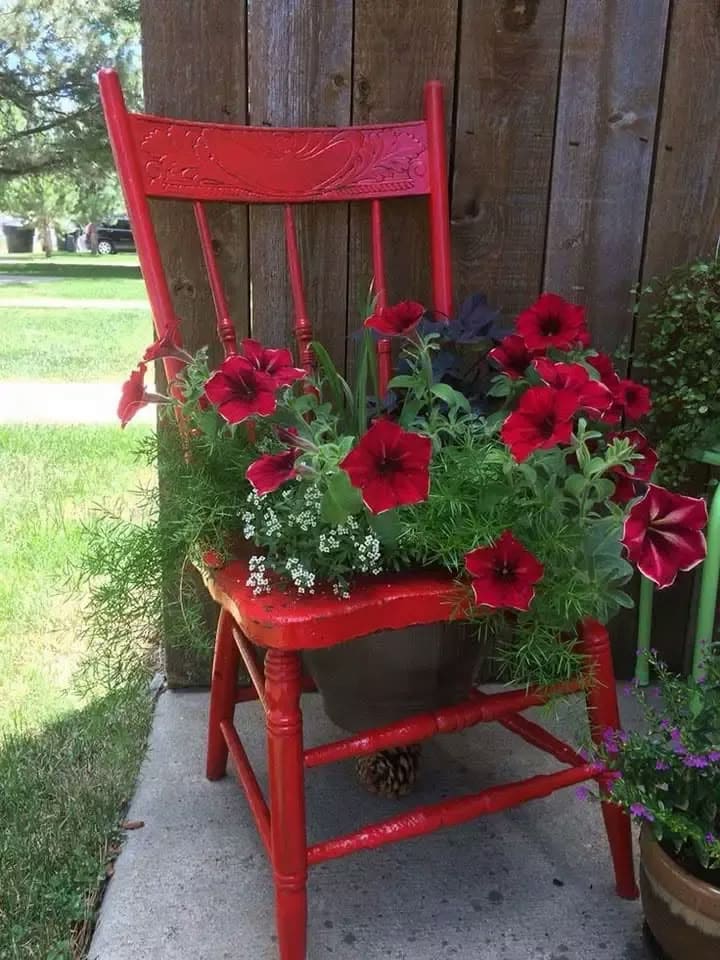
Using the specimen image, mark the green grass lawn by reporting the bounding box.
[0,307,152,381]
[0,688,152,960]
[0,424,155,959]
[0,253,146,302]
[0,255,160,957]
[0,424,154,729]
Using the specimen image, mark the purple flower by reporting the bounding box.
[660,718,671,730]
[696,674,707,684]
[655,760,670,771]
[682,754,710,769]
[706,833,716,844]
[630,803,655,822]
[707,751,720,763]
[668,728,688,755]
[575,786,591,801]
[601,727,626,754]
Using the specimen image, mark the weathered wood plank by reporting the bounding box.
[140,0,249,363]
[348,0,459,353]
[543,0,670,352]
[451,0,565,319]
[630,1,720,675]
[642,0,720,278]
[141,1,250,687]
[247,0,353,368]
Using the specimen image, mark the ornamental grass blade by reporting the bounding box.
[310,341,354,435]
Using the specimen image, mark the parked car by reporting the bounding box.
[91,217,136,254]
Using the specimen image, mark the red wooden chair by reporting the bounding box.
[99,67,638,960]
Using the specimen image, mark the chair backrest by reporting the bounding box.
[98,68,453,394]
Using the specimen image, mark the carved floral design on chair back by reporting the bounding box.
[135,118,430,202]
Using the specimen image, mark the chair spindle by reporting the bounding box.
[283,205,314,373]
[193,202,238,357]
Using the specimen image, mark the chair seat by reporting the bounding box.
[203,558,467,649]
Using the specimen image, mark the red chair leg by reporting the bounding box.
[206,609,240,780]
[265,648,307,960]
[579,619,639,899]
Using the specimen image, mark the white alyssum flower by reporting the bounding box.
[285,557,316,595]
[246,554,271,595]
[355,533,382,575]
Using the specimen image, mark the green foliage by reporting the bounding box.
[599,649,720,880]
[1,172,78,236]
[74,492,162,691]
[398,431,634,685]
[631,258,720,487]
[82,303,668,690]
[0,0,140,179]
[73,419,257,690]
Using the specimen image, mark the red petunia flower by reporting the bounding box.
[142,324,192,364]
[118,363,149,427]
[204,355,278,423]
[339,419,432,514]
[241,338,305,387]
[515,293,588,351]
[364,300,426,337]
[533,358,612,416]
[489,334,537,379]
[622,484,707,588]
[464,530,544,611]
[246,447,300,495]
[117,364,168,428]
[607,430,658,503]
[500,385,579,462]
[586,352,620,389]
[613,378,652,421]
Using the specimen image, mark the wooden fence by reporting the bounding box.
[140,0,720,676]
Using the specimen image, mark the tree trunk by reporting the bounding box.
[88,222,99,256]
[41,220,53,258]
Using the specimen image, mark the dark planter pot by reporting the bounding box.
[640,826,720,960]
[304,622,479,732]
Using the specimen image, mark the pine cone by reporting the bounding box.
[355,744,422,798]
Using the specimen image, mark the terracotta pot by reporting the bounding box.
[639,825,720,960]
[303,622,479,732]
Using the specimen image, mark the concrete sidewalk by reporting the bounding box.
[89,690,651,960]
[0,297,148,309]
[0,381,155,424]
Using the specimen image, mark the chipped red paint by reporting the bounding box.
[205,559,468,650]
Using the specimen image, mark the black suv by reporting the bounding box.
[93,217,136,254]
